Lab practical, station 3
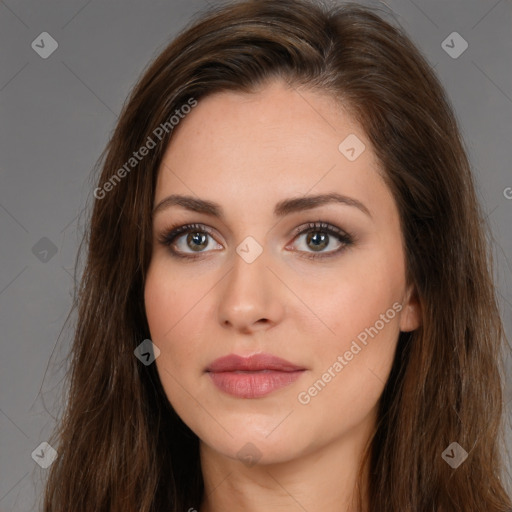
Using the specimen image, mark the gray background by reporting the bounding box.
[0,0,511,510]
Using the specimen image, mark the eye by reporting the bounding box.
[287,221,354,259]
[158,221,354,261]
[157,223,222,258]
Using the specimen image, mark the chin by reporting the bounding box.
[196,417,314,466]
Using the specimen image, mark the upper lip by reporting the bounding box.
[206,353,305,372]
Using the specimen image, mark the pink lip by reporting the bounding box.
[206,353,306,398]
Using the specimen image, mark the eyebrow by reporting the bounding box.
[152,192,372,219]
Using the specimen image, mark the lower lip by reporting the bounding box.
[207,370,305,398]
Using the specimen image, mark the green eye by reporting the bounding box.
[158,220,354,260]
[290,221,353,259]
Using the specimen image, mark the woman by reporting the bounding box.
[43,0,512,511]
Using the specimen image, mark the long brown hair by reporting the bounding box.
[43,1,511,510]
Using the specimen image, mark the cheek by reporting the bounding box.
[144,262,222,436]
[294,245,405,416]
[300,248,405,345]
[293,274,402,437]
[144,263,195,359]
[144,266,177,340]
[144,261,215,383]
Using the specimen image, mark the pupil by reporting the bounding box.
[307,231,328,251]
[187,232,208,251]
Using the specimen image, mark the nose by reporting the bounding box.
[217,247,286,334]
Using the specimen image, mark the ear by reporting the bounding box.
[399,284,422,332]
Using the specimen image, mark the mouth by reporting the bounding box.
[205,353,306,399]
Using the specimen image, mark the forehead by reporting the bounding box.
[154,80,393,222]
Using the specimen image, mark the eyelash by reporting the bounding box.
[157,221,354,261]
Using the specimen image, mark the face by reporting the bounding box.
[144,79,420,465]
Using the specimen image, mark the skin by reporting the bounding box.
[144,79,421,512]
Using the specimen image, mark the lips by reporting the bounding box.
[205,353,306,398]
[206,353,304,373]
